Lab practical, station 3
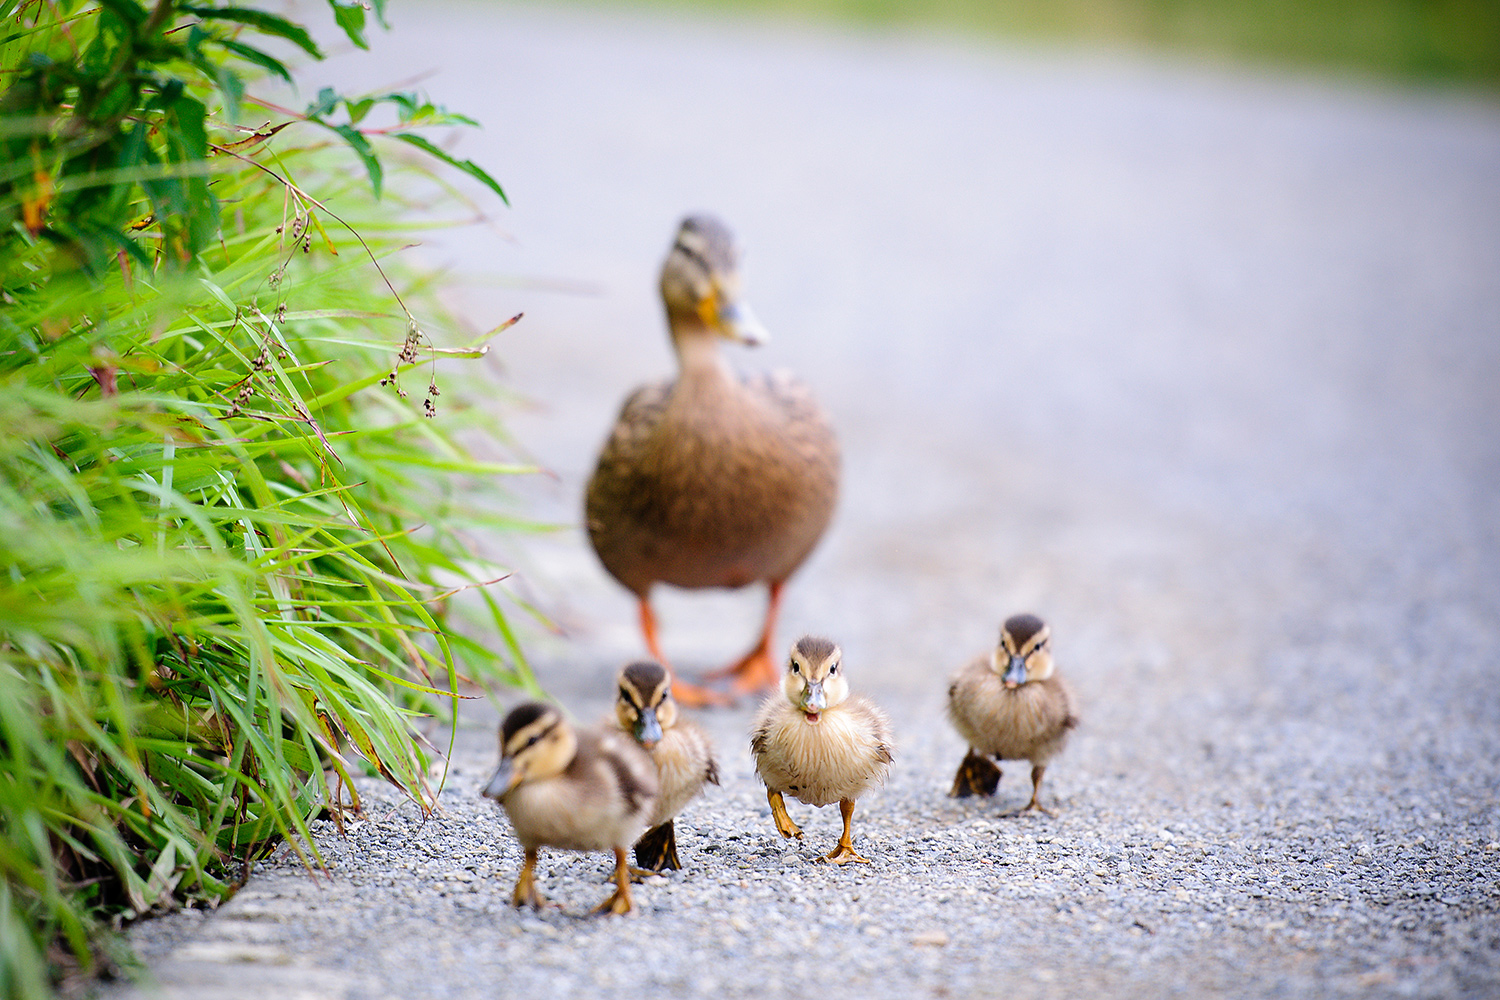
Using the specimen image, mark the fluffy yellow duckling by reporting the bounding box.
[613,661,720,872]
[585,216,840,704]
[750,636,892,863]
[947,613,1078,816]
[481,702,659,915]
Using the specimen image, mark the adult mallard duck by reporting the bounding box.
[585,215,839,704]
[613,660,720,873]
[481,702,659,915]
[750,636,892,863]
[946,613,1078,816]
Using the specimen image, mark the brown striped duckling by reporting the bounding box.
[750,636,892,863]
[481,702,658,915]
[585,215,840,704]
[947,613,1078,816]
[613,660,720,873]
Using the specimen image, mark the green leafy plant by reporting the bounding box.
[0,0,538,994]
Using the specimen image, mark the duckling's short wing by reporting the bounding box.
[506,728,656,853]
[648,720,718,826]
[587,729,659,818]
[852,695,895,769]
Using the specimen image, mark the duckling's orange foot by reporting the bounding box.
[767,790,803,840]
[821,842,872,865]
[591,887,635,916]
[510,880,545,910]
[1003,799,1058,819]
[949,751,1001,798]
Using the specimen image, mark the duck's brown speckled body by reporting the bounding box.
[586,216,838,702]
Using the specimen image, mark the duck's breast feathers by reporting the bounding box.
[948,665,1076,763]
[751,696,893,807]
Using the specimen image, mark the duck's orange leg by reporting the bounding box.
[704,580,784,695]
[638,596,730,707]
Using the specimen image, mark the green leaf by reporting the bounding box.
[216,38,294,83]
[183,6,324,58]
[328,0,368,50]
[307,86,339,118]
[331,124,382,199]
[391,133,507,206]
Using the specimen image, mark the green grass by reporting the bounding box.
[0,1,540,994]
[558,0,1500,85]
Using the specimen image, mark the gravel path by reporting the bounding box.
[111,5,1500,998]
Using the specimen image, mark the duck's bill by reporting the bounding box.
[716,298,769,346]
[1002,655,1028,688]
[801,680,827,713]
[635,707,663,748]
[481,759,517,799]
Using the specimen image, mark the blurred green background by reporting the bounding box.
[555,0,1500,86]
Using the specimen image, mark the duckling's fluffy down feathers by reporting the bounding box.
[750,696,892,808]
[645,720,719,828]
[947,656,1077,765]
[500,728,658,853]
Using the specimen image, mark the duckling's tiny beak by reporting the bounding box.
[1003,655,1028,689]
[482,758,518,799]
[801,680,827,713]
[634,707,663,749]
[716,297,769,346]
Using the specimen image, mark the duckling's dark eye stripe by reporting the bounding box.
[514,719,558,752]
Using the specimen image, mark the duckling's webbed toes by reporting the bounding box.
[511,877,545,910]
[592,887,634,915]
[949,750,1001,798]
[634,820,681,872]
[822,843,872,865]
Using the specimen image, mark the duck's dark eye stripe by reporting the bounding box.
[674,240,711,273]
[619,685,635,707]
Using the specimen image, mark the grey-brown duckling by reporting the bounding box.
[750,636,892,863]
[947,613,1078,816]
[613,660,720,873]
[482,702,658,915]
[585,215,839,704]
